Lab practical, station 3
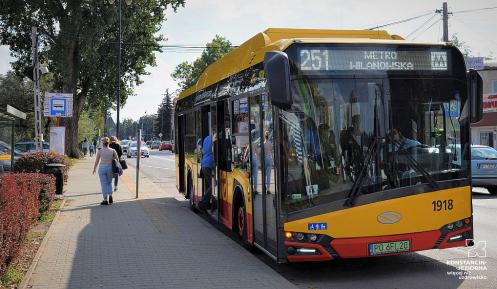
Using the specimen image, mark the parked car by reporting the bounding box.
[121,140,130,155]
[471,145,497,195]
[150,141,161,150]
[15,141,50,153]
[0,140,24,171]
[127,142,150,158]
[159,141,173,151]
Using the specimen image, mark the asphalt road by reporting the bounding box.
[130,150,496,289]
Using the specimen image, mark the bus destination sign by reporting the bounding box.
[298,48,449,72]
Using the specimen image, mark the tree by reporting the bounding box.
[450,34,472,57]
[171,35,233,89]
[0,71,55,141]
[154,88,173,140]
[0,0,185,157]
[139,114,157,141]
[119,118,139,140]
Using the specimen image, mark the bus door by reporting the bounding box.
[215,100,232,223]
[249,94,278,257]
[199,106,215,210]
[176,114,185,193]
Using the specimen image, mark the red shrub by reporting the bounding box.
[0,173,43,277]
[13,152,69,181]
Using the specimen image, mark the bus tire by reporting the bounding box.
[233,190,249,246]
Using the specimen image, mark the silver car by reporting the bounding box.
[471,145,497,195]
[127,142,150,158]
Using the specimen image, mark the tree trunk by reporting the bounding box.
[61,37,82,158]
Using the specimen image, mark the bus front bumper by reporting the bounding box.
[285,225,473,262]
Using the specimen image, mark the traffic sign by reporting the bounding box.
[44,92,73,117]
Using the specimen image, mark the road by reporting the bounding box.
[130,150,496,289]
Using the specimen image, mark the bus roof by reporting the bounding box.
[177,28,445,101]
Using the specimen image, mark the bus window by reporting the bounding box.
[232,98,250,170]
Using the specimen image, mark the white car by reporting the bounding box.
[121,140,130,155]
[127,142,150,158]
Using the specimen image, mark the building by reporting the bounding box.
[471,58,497,148]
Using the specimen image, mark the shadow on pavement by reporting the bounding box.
[66,195,294,289]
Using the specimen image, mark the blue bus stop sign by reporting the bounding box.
[50,98,67,116]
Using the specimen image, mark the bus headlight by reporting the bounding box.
[447,223,454,230]
[309,234,318,242]
[295,233,305,241]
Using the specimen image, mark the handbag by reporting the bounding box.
[112,159,123,176]
[119,157,128,170]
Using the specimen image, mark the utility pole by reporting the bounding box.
[436,2,452,42]
[116,0,122,138]
[31,27,43,151]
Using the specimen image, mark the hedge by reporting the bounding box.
[13,152,69,181]
[0,173,56,277]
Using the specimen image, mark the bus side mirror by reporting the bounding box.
[468,69,483,124]
[264,51,292,109]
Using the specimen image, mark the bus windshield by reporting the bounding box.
[280,76,469,212]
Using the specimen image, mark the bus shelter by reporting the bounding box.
[0,105,26,174]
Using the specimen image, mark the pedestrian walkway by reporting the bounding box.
[24,157,297,289]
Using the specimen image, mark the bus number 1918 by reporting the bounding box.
[432,199,453,211]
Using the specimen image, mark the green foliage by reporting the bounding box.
[154,89,174,140]
[139,114,157,140]
[450,34,472,57]
[119,118,139,140]
[0,0,185,157]
[78,109,104,143]
[171,35,233,89]
[1,265,24,284]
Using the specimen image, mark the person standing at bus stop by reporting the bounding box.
[199,133,216,211]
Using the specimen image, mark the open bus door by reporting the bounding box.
[249,93,279,259]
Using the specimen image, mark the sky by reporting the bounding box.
[1,0,496,121]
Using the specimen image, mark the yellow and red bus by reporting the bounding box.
[174,28,482,263]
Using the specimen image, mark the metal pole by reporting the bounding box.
[116,0,122,138]
[136,128,141,198]
[442,2,449,42]
[10,120,15,168]
[32,27,43,152]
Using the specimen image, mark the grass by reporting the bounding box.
[1,265,24,285]
[65,156,78,167]
[38,199,63,223]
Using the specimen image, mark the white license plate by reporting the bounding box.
[480,164,496,169]
[369,240,410,256]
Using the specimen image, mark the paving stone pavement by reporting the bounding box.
[24,157,297,289]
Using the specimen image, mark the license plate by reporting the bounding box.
[479,164,496,169]
[369,240,410,256]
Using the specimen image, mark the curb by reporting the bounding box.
[19,198,67,289]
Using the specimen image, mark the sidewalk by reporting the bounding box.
[23,157,297,289]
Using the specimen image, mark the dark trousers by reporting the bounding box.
[199,167,213,208]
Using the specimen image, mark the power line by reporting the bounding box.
[412,18,442,40]
[406,14,438,39]
[452,6,497,14]
[366,11,434,30]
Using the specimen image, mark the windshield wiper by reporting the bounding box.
[396,145,438,189]
[344,137,382,207]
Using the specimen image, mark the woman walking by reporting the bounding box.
[109,136,123,191]
[93,137,119,205]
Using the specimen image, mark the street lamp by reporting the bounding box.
[107,0,132,139]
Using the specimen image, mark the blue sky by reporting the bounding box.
[1,0,496,120]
